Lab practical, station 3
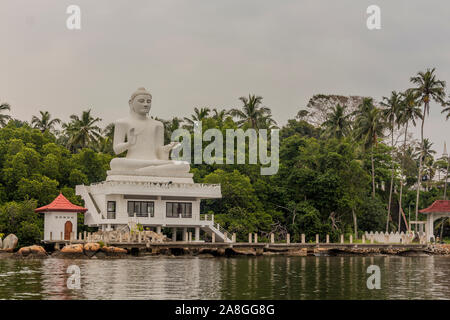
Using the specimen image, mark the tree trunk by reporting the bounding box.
[386,120,395,233]
[371,145,376,198]
[398,122,409,232]
[352,207,358,240]
[415,103,427,226]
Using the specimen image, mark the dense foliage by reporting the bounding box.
[0,68,449,246]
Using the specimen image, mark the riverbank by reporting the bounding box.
[2,243,450,260]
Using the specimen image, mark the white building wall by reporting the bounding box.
[44,211,77,241]
[91,196,202,228]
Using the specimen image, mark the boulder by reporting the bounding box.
[2,234,18,251]
[16,245,47,258]
[61,244,84,254]
[84,242,101,256]
[101,246,128,255]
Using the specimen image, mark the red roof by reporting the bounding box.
[419,200,450,214]
[35,193,87,213]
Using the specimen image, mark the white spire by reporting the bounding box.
[444,142,448,158]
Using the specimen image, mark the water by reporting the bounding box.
[1,256,449,300]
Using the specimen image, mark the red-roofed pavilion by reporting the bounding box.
[419,200,450,242]
[35,193,87,241]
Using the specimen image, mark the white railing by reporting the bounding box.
[200,214,214,222]
[364,231,425,244]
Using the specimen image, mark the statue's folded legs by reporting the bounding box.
[110,158,190,175]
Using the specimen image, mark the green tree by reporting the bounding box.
[322,104,351,139]
[354,98,385,198]
[380,91,402,232]
[0,103,11,127]
[396,89,422,231]
[230,95,276,129]
[410,68,447,222]
[63,109,102,152]
[183,107,211,129]
[31,111,61,133]
[0,200,42,247]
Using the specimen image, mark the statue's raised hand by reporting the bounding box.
[128,128,137,146]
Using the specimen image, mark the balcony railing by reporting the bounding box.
[199,214,214,222]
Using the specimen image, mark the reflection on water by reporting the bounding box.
[0,256,449,300]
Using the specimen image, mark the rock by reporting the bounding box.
[2,234,18,251]
[16,245,47,258]
[101,246,128,255]
[0,237,2,248]
[84,243,101,257]
[18,247,31,256]
[84,243,101,252]
[61,244,84,254]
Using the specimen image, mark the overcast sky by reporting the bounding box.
[1,0,449,154]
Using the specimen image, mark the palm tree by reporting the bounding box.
[211,108,231,128]
[396,89,422,231]
[0,103,12,127]
[354,98,385,198]
[418,138,437,163]
[443,98,450,120]
[230,95,275,129]
[380,91,402,232]
[321,104,351,139]
[159,117,183,144]
[410,68,447,223]
[183,107,211,129]
[31,111,61,133]
[95,123,115,154]
[63,109,102,152]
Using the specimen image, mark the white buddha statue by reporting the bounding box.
[108,87,191,178]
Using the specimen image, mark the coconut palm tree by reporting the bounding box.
[31,111,61,133]
[417,138,437,163]
[183,107,211,129]
[211,108,231,128]
[396,89,422,231]
[354,98,386,198]
[410,68,447,222]
[158,117,183,144]
[94,123,115,154]
[230,95,275,129]
[443,99,450,120]
[321,104,351,139]
[380,91,403,232]
[0,103,12,127]
[63,109,102,152]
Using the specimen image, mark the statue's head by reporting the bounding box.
[129,87,152,116]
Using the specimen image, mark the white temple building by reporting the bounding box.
[76,88,229,242]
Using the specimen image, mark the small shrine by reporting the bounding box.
[419,200,450,242]
[35,193,87,241]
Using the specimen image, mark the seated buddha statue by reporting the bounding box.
[108,87,191,178]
